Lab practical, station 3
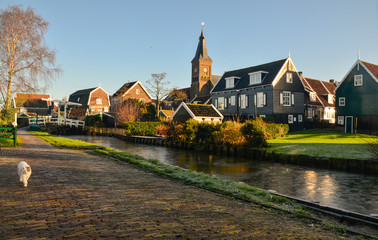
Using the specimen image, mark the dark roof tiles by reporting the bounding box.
[186,103,221,118]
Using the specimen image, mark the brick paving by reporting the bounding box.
[0,129,354,239]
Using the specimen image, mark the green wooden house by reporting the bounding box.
[335,59,378,133]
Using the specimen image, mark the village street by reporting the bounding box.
[0,129,357,239]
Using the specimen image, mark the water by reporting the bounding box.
[66,135,378,215]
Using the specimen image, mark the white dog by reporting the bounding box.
[17,161,32,187]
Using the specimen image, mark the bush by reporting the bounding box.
[172,124,186,142]
[0,107,16,125]
[184,119,199,143]
[155,124,170,137]
[240,119,267,148]
[122,122,161,136]
[196,121,221,144]
[265,123,289,139]
[213,121,246,147]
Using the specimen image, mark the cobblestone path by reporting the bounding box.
[0,129,354,239]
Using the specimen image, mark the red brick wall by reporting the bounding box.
[122,84,152,104]
[88,88,110,113]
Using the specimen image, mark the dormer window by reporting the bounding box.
[310,92,316,102]
[249,71,267,85]
[354,75,363,86]
[225,77,239,88]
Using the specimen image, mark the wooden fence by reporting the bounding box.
[0,125,17,147]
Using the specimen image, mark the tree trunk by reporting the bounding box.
[4,73,13,108]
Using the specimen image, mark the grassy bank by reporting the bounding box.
[0,137,22,147]
[267,129,377,160]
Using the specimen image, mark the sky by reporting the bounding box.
[1,0,377,100]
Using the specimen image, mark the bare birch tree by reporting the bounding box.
[146,72,170,117]
[0,5,61,108]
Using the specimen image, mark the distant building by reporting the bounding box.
[111,81,152,111]
[68,87,110,115]
[14,93,52,116]
[211,56,305,131]
[301,74,336,123]
[159,109,174,120]
[172,102,223,123]
[190,28,221,102]
[335,58,378,133]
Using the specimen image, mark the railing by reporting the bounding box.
[28,116,84,128]
[0,125,17,147]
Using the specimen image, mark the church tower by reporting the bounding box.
[190,26,213,101]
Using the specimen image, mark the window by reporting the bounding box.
[338,116,344,125]
[249,72,261,85]
[77,97,81,102]
[310,92,316,102]
[298,115,303,122]
[280,91,294,106]
[256,92,266,107]
[259,115,266,118]
[104,107,109,112]
[214,99,218,108]
[286,72,293,83]
[339,97,345,106]
[288,115,293,123]
[230,96,235,106]
[218,97,225,109]
[354,75,363,86]
[96,98,102,104]
[307,108,313,118]
[136,89,140,95]
[328,94,334,104]
[225,78,234,88]
[240,94,248,109]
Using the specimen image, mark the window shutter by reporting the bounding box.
[224,97,228,109]
[254,94,257,106]
[280,92,283,105]
[245,95,248,107]
[238,96,241,107]
[263,93,267,106]
[214,99,218,108]
[291,93,295,105]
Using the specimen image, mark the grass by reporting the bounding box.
[0,136,22,147]
[267,129,378,160]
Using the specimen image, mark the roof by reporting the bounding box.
[185,103,222,118]
[361,61,378,80]
[190,95,211,104]
[211,74,222,85]
[211,58,287,93]
[68,87,97,106]
[69,108,87,117]
[159,109,174,118]
[191,29,212,62]
[15,93,51,107]
[302,77,336,107]
[113,81,138,97]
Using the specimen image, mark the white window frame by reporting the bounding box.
[96,98,102,105]
[282,91,291,106]
[225,78,234,88]
[259,115,266,118]
[338,116,344,125]
[339,97,345,106]
[310,92,316,102]
[288,115,294,124]
[136,89,140,95]
[328,94,334,104]
[104,107,109,112]
[240,94,248,109]
[286,72,293,83]
[230,96,235,106]
[256,92,265,108]
[218,97,225,110]
[249,72,262,85]
[298,115,303,122]
[354,75,363,86]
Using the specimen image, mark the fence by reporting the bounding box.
[28,116,84,128]
[0,125,17,147]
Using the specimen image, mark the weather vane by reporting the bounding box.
[201,22,205,29]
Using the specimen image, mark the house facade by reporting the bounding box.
[172,102,223,123]
[301,75,336,123]
[111,81,152,110]
[335,59,378,133]
[68,87,110,115]
[14,93,52,116]
[211,57,305,131]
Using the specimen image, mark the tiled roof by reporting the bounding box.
[15,93,51,106]
[70,88,97,96]
[192,29,212,62]
[362,61,378,80]
[212,58,287,93]
[113,81,138,97]
[186,103,222,118]
[211,74,222,85]
[302,77,336,107]
[68,87,97,106]
[191,95,211,104]
[160,109,174,118]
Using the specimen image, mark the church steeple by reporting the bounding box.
[191,29,212,63]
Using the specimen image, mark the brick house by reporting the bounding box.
[111,81,152,110]
[14,93,52,116]
[68,87,110,115]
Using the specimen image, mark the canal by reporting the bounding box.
[67,135,378,216]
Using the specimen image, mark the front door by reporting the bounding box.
[345,116,353,134]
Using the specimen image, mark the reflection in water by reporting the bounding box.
[66,135,378,215]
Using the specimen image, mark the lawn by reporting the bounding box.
[267,129,377,160]
[0,137,21,147]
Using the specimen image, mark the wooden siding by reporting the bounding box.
[172,106,192,122]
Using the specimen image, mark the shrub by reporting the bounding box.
[265,123,289,139]
[184,119,199,143]
[0,107,15,125]
[155,124,170,137]
[122,122,161,136]
[367,138,378,160]
[172,124,186,142]
[196,122,221,144]
[213,121,246,147]
[240,119,267,148]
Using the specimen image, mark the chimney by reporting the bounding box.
[329,79,335,83]
[298,71,303,78]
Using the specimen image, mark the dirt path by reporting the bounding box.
[0,129,356,239]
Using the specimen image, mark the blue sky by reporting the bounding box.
[1,0,377,99]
